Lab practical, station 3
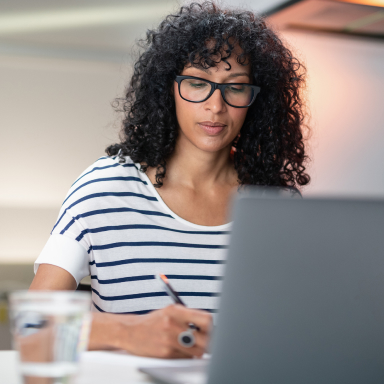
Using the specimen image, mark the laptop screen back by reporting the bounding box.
[208,193,384,384]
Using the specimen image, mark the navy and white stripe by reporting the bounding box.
[47,156,232,315]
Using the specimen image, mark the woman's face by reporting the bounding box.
[174,52,251,155]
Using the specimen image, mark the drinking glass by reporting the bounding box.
[9,290,91,384]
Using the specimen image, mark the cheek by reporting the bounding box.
[174,87,198,125]
[230,108,248,131]
[174,83,186,113]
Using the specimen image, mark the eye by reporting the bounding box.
[189,82,208,88]
[227,85,246,93]
[184,79,209,88]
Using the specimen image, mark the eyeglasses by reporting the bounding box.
[175,75,261,108]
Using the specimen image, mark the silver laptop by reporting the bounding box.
[140,188,384,384]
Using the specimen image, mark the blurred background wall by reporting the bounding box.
[1,0,383,348]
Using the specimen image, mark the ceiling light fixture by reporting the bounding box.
[338,0,384,6]
[266,0,384,39]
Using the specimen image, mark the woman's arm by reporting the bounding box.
[30,264,77,290]
[30,264,212,358]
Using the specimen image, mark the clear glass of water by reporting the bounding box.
[9,290,92,384]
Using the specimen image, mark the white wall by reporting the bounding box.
[0,57,127,208]
[0,56,127,262]
[281,30,384,198]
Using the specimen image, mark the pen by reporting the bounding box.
[155,273,200,331]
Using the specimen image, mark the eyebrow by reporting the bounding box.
[227,72,251,79]
[189,67,250,79]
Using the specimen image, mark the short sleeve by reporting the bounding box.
[35,205,91,285]
[34,234,89,285]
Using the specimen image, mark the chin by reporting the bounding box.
[194,138,230,153]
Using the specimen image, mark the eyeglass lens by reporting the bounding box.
[180,78,254,107]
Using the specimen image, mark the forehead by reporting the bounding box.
[184,45,250,75]
[183,62,250,79]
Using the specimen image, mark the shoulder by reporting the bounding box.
[282,186,302,199]
[71,155,140,185]
[61,155,148,210]
[50,155,155,237]
[239,185,302,199]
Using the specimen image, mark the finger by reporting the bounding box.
[183,331,209,357]
[166,305,213,333]
[169,324,209,358]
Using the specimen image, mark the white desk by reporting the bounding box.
[0,350,206,384]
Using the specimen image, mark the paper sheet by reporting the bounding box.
[80,350,210,368]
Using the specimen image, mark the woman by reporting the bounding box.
[30,1,310,358]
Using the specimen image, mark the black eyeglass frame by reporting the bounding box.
[175,75,261,108]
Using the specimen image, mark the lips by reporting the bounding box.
[198,121,226,135]
[199,121,226,127]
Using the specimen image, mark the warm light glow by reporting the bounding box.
[0,2,175,35]
[338,0,384,7]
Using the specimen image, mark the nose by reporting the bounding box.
[204,88,227,113]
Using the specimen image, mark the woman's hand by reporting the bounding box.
[30,265,212,358]
[89,304,212,358]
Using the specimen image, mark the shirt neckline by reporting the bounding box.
[134,161,233,231]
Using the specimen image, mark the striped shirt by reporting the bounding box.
[35,156,231,315]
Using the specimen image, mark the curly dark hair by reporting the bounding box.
[107,1,310,189]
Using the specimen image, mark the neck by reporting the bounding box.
[164,132,237,190]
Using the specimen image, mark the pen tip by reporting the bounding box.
[159,273,168,283]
